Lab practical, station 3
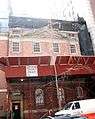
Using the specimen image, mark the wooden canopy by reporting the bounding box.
[0,56,95,78]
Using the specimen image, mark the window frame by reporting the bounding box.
[76,86,84,98]
[12,41,20,53]
[58,88,65,101]
[70,44,76,53]
[33,42,41,53]
[53,43,59,53]
[72,102,80,110]
[35,88,44,106]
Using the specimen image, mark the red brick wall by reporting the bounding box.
[8,79,88,119]
[0,69,8,117]
[0,40,8,56]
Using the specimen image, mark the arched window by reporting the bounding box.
[58,88,65,101]
[35,88,44,106]
[76,86,83,98]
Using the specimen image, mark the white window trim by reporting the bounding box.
[12,41,20,53]
[32,42,41,53]
[70,44,76,53]
[35,88,44,106]
[53,43,60,53]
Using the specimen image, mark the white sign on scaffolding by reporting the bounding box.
[26,65,38,77]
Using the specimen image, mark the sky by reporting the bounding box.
[11,0,70,19]
[0,0,87,20]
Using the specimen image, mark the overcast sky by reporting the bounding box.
[0,0,88,20]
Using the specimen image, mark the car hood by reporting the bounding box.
[55,110,71,116]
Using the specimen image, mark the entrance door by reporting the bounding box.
[12,103,21,119]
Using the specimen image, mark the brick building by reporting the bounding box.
[79,0,95,54]
[0,17,95,119]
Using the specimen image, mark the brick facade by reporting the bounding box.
[6,78,88,119]
[0,68,8,118]
[0,19,94,119]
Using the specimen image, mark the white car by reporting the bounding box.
[40,115,88,119]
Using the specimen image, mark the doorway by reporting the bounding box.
[12,103,21,119]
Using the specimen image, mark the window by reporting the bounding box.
[33,42,40,53]
[69,33,74,37]
[35,88,44,106]
[72,102,80,110]
[75,102,80,109]
[77,86,83,98]
[58,88,65,101]
[12,41,20,52]
[53,43,59,53]
[70,44,76,53]
[13,35,20,38]
[12,29,20,34]
[64,103,72,110]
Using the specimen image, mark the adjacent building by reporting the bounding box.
[78,17,94,55]
[78,0,95,54]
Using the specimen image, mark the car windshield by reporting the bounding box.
[64,103,73,110]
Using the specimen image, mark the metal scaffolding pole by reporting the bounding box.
[54,64,62,110]
[49,18,62,110]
